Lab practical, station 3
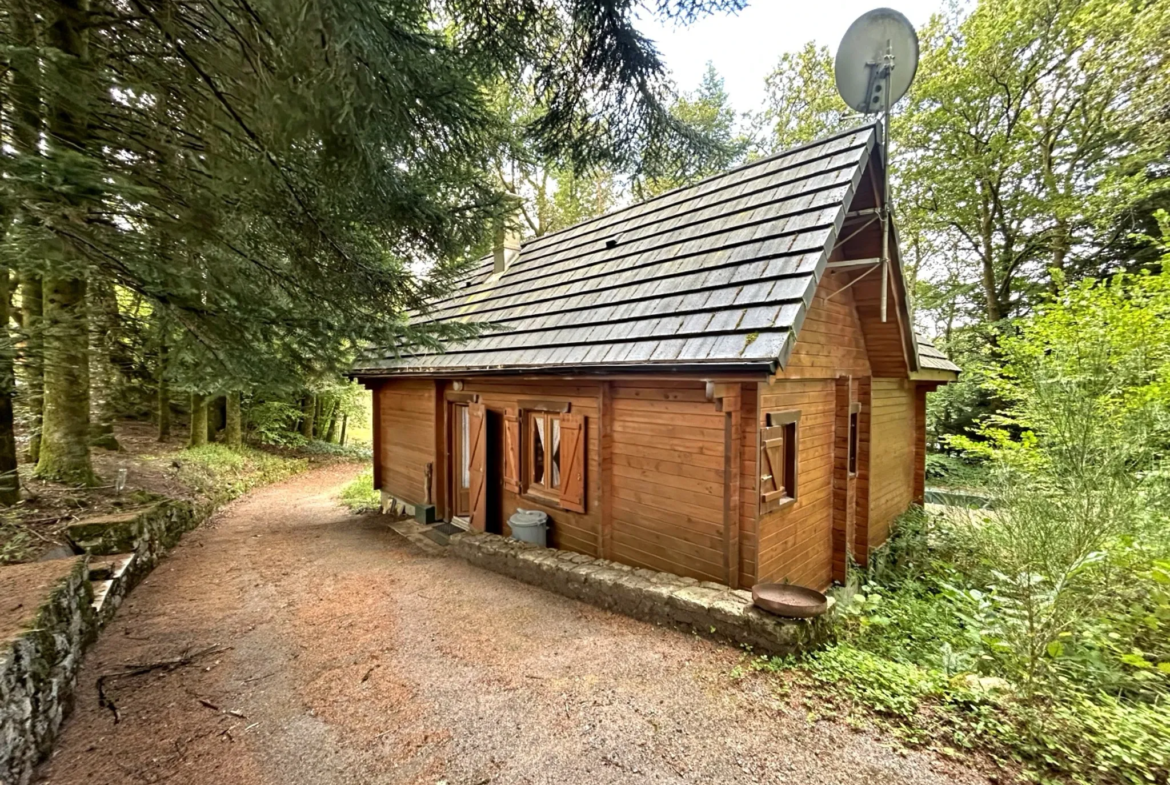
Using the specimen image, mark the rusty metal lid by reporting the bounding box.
[751,583,829,618]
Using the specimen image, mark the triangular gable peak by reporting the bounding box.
[352,124,951,379]
[778,151,920,379]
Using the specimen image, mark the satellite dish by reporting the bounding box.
[834,8,919,115]
[833,8,920,325]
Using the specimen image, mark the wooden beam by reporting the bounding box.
[599,380,614,560]
[371,381,384,493]
[826,257,881,269]
[722,389,742,588]
[433,380,447,520]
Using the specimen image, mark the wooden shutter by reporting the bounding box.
[503,407,521,493]
[468,402,487,531]
[760,425,786,513]
[558,412,586,513]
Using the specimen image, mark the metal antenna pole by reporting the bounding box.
[880,40,894,323]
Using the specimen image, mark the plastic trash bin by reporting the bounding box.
[508,509,549,547]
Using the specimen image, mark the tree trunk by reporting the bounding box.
[339,413,348,446]
[36,276,94,485]
[224,392,242,448]
[36,0,95,485]
[21,273,44,462]
[188,393,208,448]
[88,276,121,450]
[979,196,1002,323]
[0,270,21,505]
[300,394,316,440]
[207,395,225,441]
[11,1,43,465]
[156,333,170,441]
[324,402,340,443]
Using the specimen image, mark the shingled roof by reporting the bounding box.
[353,124,959,377]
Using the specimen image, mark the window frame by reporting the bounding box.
[523,408,564,503]
[847,402,862,477]
[760,409,800,514]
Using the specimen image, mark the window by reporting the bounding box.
[507,403,587,514]
[847,403,861,476]
[527,410,562,496]
[760,411,800,514]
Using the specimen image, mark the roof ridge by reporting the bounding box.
[521,122,879,249]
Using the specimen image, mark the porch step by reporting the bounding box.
[419,521,463,547]
[387,519,446,555]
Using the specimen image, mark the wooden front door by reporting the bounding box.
[450,403,471,518]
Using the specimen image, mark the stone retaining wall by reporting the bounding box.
[0,558,95,785]
[449,532,833,655]
[0,500,200,785]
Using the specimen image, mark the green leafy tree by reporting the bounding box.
[952,223,1170,695]
[758,42,852,154]
[635,62,748,197]
[899,0,1170,323]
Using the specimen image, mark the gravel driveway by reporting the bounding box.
[35,464,987,785]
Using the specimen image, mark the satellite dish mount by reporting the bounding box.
[834,8,919,322]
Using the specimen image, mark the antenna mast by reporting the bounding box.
[833,8,919,325]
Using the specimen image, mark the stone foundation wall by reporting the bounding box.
[0,500,200,785]
[449,532,833,655]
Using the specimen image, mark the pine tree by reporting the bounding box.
[188,394,208,449]
[224,392,242,448]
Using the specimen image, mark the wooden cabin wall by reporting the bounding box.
[738,385,759,588]
[374,379,437,506]
[754,271,876,591]
[866,378,916,553]
[455,379,602,556]
[782,270,872,379]
[756,378,835,590]
[609,381,729,583]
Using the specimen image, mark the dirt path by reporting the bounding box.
[36,465,987,785]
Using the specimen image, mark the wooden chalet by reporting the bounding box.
[351,124,959,591]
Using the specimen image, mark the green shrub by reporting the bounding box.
[245,401,307,447]
[338,467,380,513]
[301,440,373,461]
[925,453,991,490]
[177,444,307,504]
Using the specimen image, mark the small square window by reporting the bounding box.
[848,404,860,476]
[761,411,800,513]
[527,410,561,495]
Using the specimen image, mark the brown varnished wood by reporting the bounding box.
[867,379,915,551]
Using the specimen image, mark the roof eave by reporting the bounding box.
[349,358,778,380]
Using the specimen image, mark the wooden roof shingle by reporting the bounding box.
[353,124,958,377]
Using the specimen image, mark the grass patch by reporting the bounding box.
[757,507,1170,784]
[300,440,373,461]
[338,467,380,513]
[176,444,308,506]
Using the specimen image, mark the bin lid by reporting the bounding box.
[509,508,549,527]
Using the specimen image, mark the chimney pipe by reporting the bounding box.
[492,215,522,274]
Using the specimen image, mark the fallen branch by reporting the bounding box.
[98,644,231,724]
